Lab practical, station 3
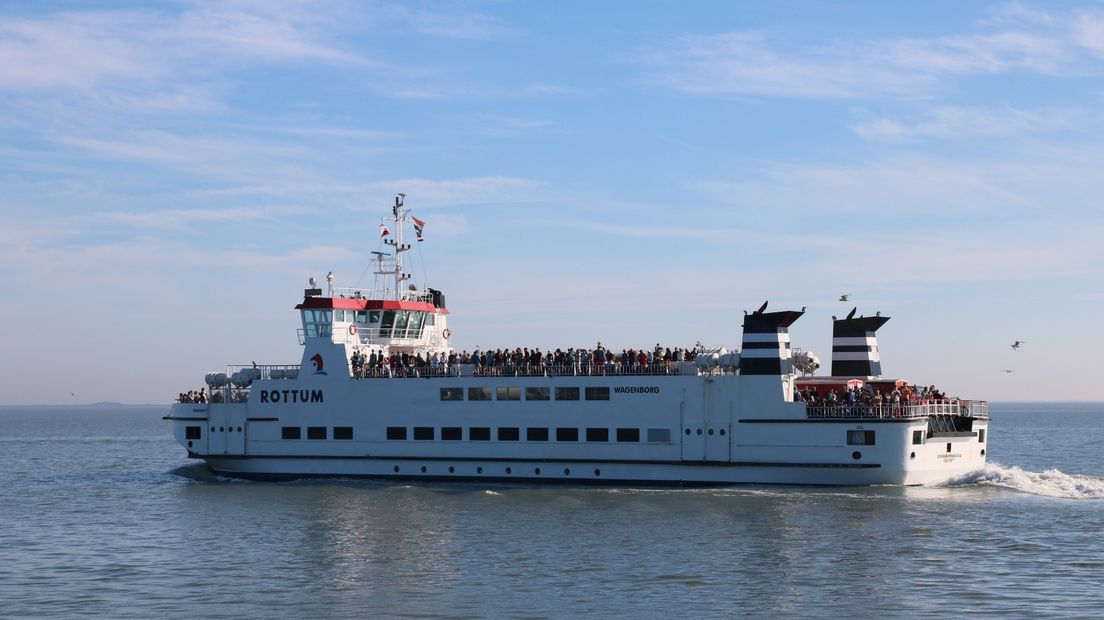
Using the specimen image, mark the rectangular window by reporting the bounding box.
[526,387,550,401]
[441,427,462,441]
[425,314,435,326]
[440,387,464,401]
[616,428,640,443]
[847,430,875,446]
[386,426,407,440]
[527,427,549,441]
[469,427,491,441]
[498,427,520,441]
[355,310,368,324]
[586,428,609,442]
[496,387,521,401]
[282,426,301,440]
[912,430,924,445]
[978,429,986,443]
[334,427,353,440]
[468,387,493,401]
[308,426,327,440]
[185,426,202,440]
[369,310,381,323]
[585,387,610,401]
[413,427,434,441]
[646,428,671,443]
[556,427,579,442]
[555,387,580,401]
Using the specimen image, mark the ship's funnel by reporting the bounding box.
[831,309,890,377]
[740,301,805,375]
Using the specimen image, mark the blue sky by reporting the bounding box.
[2,1,1102,404]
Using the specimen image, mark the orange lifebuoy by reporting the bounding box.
[442,328,451,339]
[349,324,358,336]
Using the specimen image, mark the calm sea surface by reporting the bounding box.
[1,402,1102,619]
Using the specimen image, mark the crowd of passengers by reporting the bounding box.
[795,384,949,408]
[349,342,704,378]
[178,389,208,403]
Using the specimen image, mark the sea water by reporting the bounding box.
[1,402,1101,619]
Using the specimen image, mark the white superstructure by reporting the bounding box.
[166,196,989,486]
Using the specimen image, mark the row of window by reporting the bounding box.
[441,386,611,401]
[385,426,671,443]
[282,426,354,440]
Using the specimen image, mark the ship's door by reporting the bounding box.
[680,398,706,461]
[207,405,226,455]
[705,420,731,461]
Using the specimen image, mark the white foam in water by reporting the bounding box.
[960,462,1104,499]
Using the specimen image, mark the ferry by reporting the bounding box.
[166,195,989,486]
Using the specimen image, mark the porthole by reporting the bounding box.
[219,426,224,432]
[477,466,483,474]
[696,429,703,435]
[505,467,512,474]
[910,451,916,460]
[852,451,861,460]
[211,426,215,432]
[448,466,455,474]
[393,465,399,473]
[420,465,427,473]
[981,449,986,456]
[685,429,691,435]
[564,468,571,475]
[719,429,726,436]
[187,440,193,448]
[237,427,242,433]
[708,429,714,436]
[594,468,601,476]
[535,467,542,475]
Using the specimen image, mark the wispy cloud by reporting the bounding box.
[850,105,1097,141]
[638,9,1102,100]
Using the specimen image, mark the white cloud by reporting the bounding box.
[850,105,1096,141]
[638,10,1103,100]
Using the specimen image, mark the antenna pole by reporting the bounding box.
[381,193,410,300]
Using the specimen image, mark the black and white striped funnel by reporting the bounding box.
[740,301,805,375]
[831,308,890,377]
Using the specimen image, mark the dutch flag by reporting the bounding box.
[412,215,425,242]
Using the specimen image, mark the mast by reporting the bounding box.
[378,193,412,300]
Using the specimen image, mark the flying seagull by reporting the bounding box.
[839,294,850,302]
[1001,369,1015,373]
[1011,341,1025,350]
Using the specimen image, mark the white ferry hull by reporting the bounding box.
[168,372,987,487]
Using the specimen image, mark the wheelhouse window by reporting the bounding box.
[585,387,610,401]
[301,309,333,338]
[555,387,580,401]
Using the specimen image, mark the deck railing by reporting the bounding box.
[804,399,988,420]
[350,362,694,379]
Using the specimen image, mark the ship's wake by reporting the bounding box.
[954,462,1104,499]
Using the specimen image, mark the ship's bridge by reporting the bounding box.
[294,286,450,352]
